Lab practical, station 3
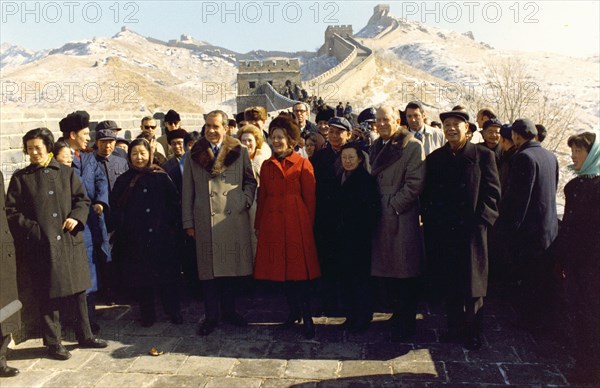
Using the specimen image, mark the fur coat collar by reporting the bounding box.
[371,128,413,176]
[190,136,243,177]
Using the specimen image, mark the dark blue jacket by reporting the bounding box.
[72,150,111,292]
[497,140,558,258]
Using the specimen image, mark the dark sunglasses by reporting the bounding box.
[144,125,157,130]
[166,121,179,125]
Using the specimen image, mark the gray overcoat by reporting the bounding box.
[182,136,257,280]
[370,130,426,278]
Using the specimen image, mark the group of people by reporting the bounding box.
[0,102,598,384]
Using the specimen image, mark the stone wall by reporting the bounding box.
[0,108,206,186]
[323,37,378,101]
[302,34,358,92]
[237,60,301,96]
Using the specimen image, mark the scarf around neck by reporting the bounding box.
[570,129,600,177]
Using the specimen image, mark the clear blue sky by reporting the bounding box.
[1,1,598,57]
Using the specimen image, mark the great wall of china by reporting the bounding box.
[0,5,391,184]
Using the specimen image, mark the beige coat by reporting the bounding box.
[369,130,426,278]
[182,136,257,280]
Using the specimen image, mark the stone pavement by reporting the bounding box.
[3,284,586,387]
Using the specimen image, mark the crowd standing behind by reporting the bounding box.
[1,105,598,385]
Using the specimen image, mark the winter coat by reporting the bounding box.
[95,152,129,192]
[6,159,91,299]
[254,151,320,281]
[496,141,558,259]
[110,167,182,289]
[370,130,426,279]
[72,150,111,293]
[1,173,20,335]
[421,142,501,297]
[334,165,380,279]
[553,175,600,291]
[182,136,257,280]
[311,144,344,277]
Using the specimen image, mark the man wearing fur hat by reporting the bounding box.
[60,111,111,334]
[157,109,182,159]
[182,110,257,336]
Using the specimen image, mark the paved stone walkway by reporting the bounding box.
[3,285,586,387]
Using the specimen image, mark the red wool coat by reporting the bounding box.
[254,151,321,281]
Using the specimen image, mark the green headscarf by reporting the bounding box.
[570,128,600,177]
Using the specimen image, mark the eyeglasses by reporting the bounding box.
[144,125,157,130]
[166,121,179,126]
[341,156,358,161]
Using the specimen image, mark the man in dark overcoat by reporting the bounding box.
[495,118,559,328]
[421,110,501,350]
[1,172,20,377]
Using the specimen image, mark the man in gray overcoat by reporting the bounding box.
[370,106,426,342]
[182,110,257,336]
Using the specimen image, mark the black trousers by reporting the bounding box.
[201,277,241,322]
[41,291,93,346]
[0,335,10,367]
[135,284,180,322]
[385,277,420,335]
[446,296,484,336]
[340,275,372,325]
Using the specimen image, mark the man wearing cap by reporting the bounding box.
[478,118,503,164]
[358,107,379,150]
[311,116,354,315]
[405,101,445,156]
[496,118,559,330]
[95,122,129,191]
[498,124,517,191]
[157,109,182,160]
[93,123,129,306]
[369,106,425,342]
[161,129,188,194]
[421,110,500,350]
[60,111,111,334]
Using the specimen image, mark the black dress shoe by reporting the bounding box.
[222,312,248,327]
[280,315,301,329]
[197,320,218,336]
[48,344,72,360]
[439,329,464,343]
[391,328,415,343]
[79,338,108,349]
[301,317,315,339]
[463,335,483,350]
[0,365,19,377]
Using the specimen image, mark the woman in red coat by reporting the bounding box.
[254,113,321,339]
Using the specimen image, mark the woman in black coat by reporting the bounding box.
[6,128,107,361]
[335,142,380,333]
[554,131,600,385]
[110,138,182,327]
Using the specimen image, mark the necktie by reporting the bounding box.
[414,131,423,142]
[213,146,220,157]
